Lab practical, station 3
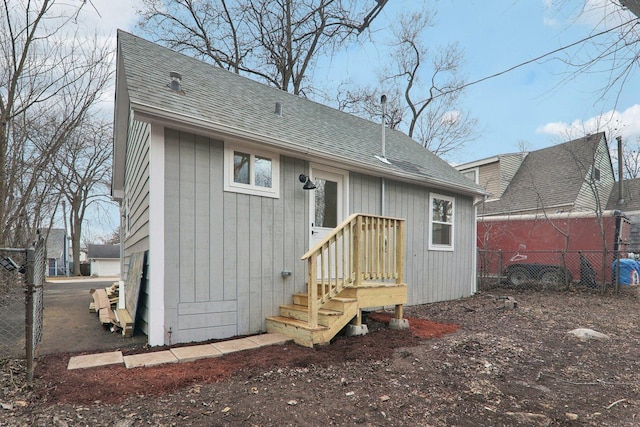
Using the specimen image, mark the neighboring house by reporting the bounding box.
[112,31,486,347]
[458,152,527,201]
[87,244,121,277]
[45,228,68,277]
[457,133,629,284]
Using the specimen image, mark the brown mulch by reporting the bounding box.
[3,288,640,426]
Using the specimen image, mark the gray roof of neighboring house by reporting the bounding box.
[480,133,606,216]
[114,30,485,197]
[621,0,640,17]
[88,244,120,259]
[607,178,640,212]
[46,229,66,259]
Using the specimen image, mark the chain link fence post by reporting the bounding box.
[24,246,35,381]
[24,236,44,382]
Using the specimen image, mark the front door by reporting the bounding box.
[309,166,347,249]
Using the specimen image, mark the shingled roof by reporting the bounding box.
[607,178,640,212]
[114,31,485,197]
[480,132,608,216]
[87,244,120,259]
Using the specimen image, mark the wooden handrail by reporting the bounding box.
[302,213,405,328]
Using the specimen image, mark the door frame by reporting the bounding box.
[308,163,349,249]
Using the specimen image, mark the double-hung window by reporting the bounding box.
[224,144,280,198]
[429,193,454,251]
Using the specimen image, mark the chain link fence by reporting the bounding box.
[0,236,45,380]
[477,249,625,292]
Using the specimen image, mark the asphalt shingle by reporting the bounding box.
[117,30,484,197]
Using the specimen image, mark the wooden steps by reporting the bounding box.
[267,283,408,347]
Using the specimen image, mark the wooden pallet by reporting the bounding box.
[90,288,117,325]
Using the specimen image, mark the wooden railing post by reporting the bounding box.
[354,215,363,286]
[308,254,318,328]
[395,220,405,284]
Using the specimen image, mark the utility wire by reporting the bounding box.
[435,17,639,99]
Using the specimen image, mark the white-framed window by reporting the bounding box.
[224,143,280,198]
[429,193,454,251]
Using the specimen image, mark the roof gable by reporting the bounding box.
[114,30,485,197]
[481,132,610,215]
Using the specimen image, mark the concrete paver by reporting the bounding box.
[170,344,223,363]
[247,333,291,347]
[212,337,260,354]
[124,350,178,368]
[67,333,292,370]
[68,351,123,370]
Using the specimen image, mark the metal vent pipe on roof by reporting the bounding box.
[617,136,624,205]
[169,72,182,92]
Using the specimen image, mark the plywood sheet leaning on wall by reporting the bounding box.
[118,252,145,336]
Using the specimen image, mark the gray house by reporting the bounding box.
[112,31,485,347]
[45,228,68,277]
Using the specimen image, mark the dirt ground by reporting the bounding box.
[2,288,640,426]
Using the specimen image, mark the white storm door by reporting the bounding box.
[310,168,346,249]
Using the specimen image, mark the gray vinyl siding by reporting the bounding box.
[499,154,526,196]
[575,140,615,212]
[349,173,476,305]
[479,162,501,198]
[163,128,308,344]
[122,118,151,335]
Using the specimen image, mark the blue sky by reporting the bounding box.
[78,0,640,238]
[89,0,640,163]
[310,0,640,164]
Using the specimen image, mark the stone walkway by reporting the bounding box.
[67,333,291,370]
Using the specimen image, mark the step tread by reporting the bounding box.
[266,316,328,331]
[293,293,357,303]
[280,304,343,316]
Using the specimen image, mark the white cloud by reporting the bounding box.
[536,104,640,142]
[75,0,142,36]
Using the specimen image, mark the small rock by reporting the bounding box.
[346,391,355,396]
[1,402,13,410]
[287,400,298,406]
[221,406,231,413]
[567,328,609,341]
[380,395,390,402]
[504,297,518,310]
[505,411,551,426]
[566,412,579,421]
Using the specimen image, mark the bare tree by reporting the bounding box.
[338,11,478,157]
[53,119,113,276]
[0,1,113,246]
[620,136,640,179]
[101,226,121,245]
[551,1,639,103]
[138,0,388,96]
